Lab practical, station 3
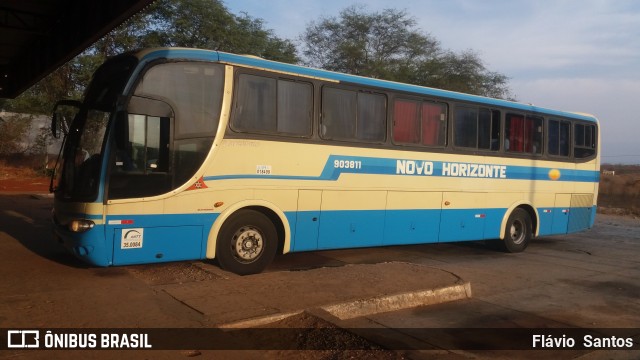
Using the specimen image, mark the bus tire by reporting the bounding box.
[216,209,278,275]
[500,208,532,253]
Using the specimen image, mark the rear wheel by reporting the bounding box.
[500,208,532,253]
[216,209,278,275]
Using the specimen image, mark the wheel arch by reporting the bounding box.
[205,200,290,259]
[499,202,539,239]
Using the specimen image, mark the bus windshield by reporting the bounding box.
[55,55,138,201]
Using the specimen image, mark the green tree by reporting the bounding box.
[301,6,512,99]
[0,113,32,155]
[3,62,80,115]
[142,0,297,62]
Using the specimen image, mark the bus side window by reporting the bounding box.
[506,114,542,155]
[393,99,420,144]
[234,74,277,132]
[423,102,447,146]
[548,119,570,157]
[574,123,596,158]
[357,92,386,142]
[277,80,312,136]
[109,96,173,200]
[322,87,357,140]
[322,87,386,142]
[454,107,498,150]
[455,107,477,148]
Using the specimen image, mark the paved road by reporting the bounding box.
[0,193,639,359]
[329,214,640,359]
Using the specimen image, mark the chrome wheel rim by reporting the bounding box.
[509,219,525,245]
[232,226,264,263]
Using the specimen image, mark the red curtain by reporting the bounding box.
[509,115,524,152]
[393,100,419,143]
[422,103,441,146]
[524,118,535,153]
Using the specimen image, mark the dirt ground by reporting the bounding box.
[0,176,49,192]
[0,160,49,192]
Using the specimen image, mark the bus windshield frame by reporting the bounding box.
[54,55,138,202]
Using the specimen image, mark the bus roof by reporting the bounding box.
[137,48,598,123]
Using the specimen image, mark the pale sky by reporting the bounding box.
[225,0,640,164]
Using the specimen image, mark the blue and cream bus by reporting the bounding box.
[51,48,600,274]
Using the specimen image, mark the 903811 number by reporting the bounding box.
[334,159,362,169]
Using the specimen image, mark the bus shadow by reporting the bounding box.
[0,194,89,268]
[268,252,347,272]
[268,239,509,273]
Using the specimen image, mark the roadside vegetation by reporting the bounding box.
[598,165,640,217]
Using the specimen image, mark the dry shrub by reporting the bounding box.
[0,157,41,180]
[600,174,640,196]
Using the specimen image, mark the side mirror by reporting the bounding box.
[51,99,81,138]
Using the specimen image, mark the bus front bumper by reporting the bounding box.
[53,222,111,267]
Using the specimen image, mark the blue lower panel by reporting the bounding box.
[291,208,510,251]
[106,213,217,266]
[538,206,595,236]
[291,211,320,251]
[537,209,555,236]
[439,208,505,242]
[383,209,441,245]
[318,210,384,250]
[551,209,569,234]
[568,206,594,233]
[112,225,203,265]
[482,208,506,239]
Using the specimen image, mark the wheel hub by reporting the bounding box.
[510,220,524,244]
[232,226,264,263]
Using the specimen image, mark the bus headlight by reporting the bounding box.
[68,219,95,233]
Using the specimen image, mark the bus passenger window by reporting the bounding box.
[322,88,356,139]
[455,107,477,148]
[277,80,312,136]
[393,99,420,144]
[322,87,385,142]
[454,107,498,150]
[574,123,596,158]
[506,114,542,155]
[479,109,500,150]
[357,93,386,142]
[422,102,447,146]
[234,74,277,132]
[393,99,446,146]
[548,119,570,157]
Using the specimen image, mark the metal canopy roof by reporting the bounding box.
[0,0,155,99]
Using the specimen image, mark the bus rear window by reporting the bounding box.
[574,123,596,158]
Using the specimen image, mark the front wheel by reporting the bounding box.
[216,209,278,275]
[499,208,532,253]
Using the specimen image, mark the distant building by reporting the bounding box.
[602,170,615,176]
